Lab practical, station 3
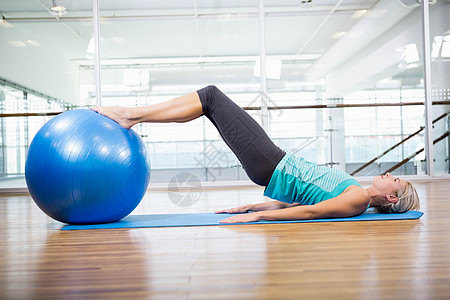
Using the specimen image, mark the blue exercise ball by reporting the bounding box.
[25,109,151,224]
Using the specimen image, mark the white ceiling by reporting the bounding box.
[0,0,448,104]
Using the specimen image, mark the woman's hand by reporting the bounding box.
[214,204,253,214]
[219,212,261,224]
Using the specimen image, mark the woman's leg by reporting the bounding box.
[197,85,285,186]
[92,85,285,186]
[91,91,203,129]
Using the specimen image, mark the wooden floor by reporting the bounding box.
[1,180,449,299]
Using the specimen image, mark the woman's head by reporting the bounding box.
[371,173,420,213]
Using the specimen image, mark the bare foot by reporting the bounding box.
[90,107,135,129]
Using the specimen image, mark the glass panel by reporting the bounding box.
[94,1,259,183]
[266,0,426,177]
[1,1,444,182]
[6,148,18,175]
[0,1,88,177]
[430,1,450,175]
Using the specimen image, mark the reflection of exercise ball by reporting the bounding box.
[25,109,150,224]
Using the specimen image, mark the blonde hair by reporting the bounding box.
[375,181,420,213]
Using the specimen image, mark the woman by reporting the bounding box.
[92,85,420,224]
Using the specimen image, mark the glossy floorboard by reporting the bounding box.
[1,181,449,299]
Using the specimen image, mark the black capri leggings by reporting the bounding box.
[197,85,285,186]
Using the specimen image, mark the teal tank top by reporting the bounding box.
[264,153,362,205]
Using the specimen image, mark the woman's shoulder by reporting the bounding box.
[342,185,370,209]
[340,185,370,213]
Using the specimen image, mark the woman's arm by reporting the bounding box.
[219,186,369,223]
[215,200,296,214]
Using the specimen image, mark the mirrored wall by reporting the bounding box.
[0,0,448,182]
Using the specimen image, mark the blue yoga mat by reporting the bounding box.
[62,210,423,230]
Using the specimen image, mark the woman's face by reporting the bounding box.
[372,172,407,197]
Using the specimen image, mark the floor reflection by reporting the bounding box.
[222,220,422,298]
[25,230,151,298]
